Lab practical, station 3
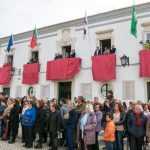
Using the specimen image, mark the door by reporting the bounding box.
[147,82,150,102]
[58,82,71,100]
[3,87,10,98]
[100,39,111,53]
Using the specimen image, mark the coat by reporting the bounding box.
[75,103,86,119]
[77,112,97,147]
[146,119,150,142]
[22,107,36,126]
[9,103,20,127]
[49,110,61,132]
[64,109,78,129]
[95,110,102,132]
[103,120,115,142]
[127,112,147,138]
[35,106,46,133]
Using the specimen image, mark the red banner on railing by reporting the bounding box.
[0,65,11,85]
[92,54,116,81]
[22,63,39,84]
[140,50,150,77]
[46,58,81,80]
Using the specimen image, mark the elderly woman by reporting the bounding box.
[77,104,97,150]
[127,104,147,150]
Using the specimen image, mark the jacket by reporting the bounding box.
[127,112,147,138]
[22,107,36,126]
[60,104,68,121]
[35,106,46,133]
[114,111,126,126]
[75,103,86,119]
[77,112,97,146]
[49,110,61,132]
[103,120,115,142]
[95,110,102,132]
[146,119,150,142]
[64,109,78,129]
[0,105,7,117]
[9,103,20,125]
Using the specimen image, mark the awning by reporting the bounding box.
[92,54,116,81]
[46,58,81,80]
[139,50,150,77]
[0,65,11,85]
[22,63,39,84]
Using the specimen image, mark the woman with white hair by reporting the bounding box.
[127,104,147,150]
[77,104,97,150]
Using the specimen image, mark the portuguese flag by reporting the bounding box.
[30,27,38,49]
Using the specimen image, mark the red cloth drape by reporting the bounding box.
[22,63,39,84]
[92,54,116,81]
[46,58,81,80]
[139,50,150,77]
[0,65,11,85]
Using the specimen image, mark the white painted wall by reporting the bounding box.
[0,9,150,102]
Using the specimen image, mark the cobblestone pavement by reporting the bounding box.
[0,129,149,150]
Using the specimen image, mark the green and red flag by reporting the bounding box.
[30,27,38,49]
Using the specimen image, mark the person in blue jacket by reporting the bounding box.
[64,101,78,150]
[22,100,36,148]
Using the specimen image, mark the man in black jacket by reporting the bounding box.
[49,103,61,150]
[8,99,20,144]
[94,47,101,56]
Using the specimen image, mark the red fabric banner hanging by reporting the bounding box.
[0,65,11,85]
[139,50,150,77]
[22,63,39,84]
[46,58,81,80]
[92,54,116,81]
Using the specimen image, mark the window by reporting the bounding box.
[31,51,38,60]
[101,83,112,98]
[80,83,92,99]
[7,55,13,65]
[3,87,10,97]
[122,80,135,100]
[16,86,22,97]
[41,85,50,99]
[100,39,111,53]
[62,46,71,58]
[147,33,150,41]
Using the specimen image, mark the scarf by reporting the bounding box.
[80,113,89,139]
[136,112,142,127]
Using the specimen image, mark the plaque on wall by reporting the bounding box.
[28,87,36,97]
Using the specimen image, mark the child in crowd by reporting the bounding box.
[103,112,115,150]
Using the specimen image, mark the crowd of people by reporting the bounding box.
[54,50,76,60]
[0,91,150,150]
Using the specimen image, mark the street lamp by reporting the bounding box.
[120,54,129,67]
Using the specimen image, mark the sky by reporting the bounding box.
[0,0,150,38]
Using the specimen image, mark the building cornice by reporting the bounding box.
[1,2,150,45]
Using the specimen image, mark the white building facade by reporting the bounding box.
[0,3,150,102]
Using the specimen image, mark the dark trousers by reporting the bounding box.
[114,131,124,150]
[66,128,74,150]
[10,122,19,142]
[94,132,99,150]
[43,129,47,142]
[87,144,95,150]
[38,132,43,144]
[49,132,58,150]
[129,135,144,150]
[105,141,114,150]
[22,125,25,142]
[24,126,33,147]
[79,130,84,150]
